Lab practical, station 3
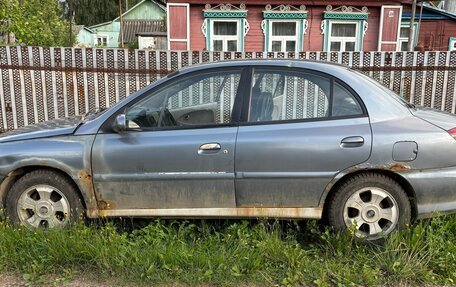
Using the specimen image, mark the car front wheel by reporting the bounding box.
[327,173,411,240]
[6,170,84,229]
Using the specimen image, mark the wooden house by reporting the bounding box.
[166,0,456,52]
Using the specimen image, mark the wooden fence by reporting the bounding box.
[0,45,455,130]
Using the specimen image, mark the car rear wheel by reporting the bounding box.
[6,170,84,229]
[327,173,411,240]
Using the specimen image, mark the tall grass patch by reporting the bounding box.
[0,215,454,286]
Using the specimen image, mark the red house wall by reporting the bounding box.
[402,5,456,51]
[243,6,264,52]
[189,5,206,51]
[182,3,389,52]
[418,20,456,50]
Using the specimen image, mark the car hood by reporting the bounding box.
[411,106,456,131]
[0,116,83,143]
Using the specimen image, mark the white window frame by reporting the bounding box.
[95,34,108,47]
[327,20,360,52]
[398,26,409,51]
[450,37,456,51]
[397,22,418,51]
[210,19,240,51]
[268,20,300,52]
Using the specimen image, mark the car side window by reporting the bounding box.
[332,81,363,117]
[249,68,331,122]
[126,69,242,129]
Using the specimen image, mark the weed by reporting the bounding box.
[0,215,454,286]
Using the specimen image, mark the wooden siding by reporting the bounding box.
[189,5,206,51]
[418,21,456,51]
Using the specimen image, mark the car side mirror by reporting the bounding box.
[112,114,127,133]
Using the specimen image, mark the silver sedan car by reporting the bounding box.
[0,60,455,240]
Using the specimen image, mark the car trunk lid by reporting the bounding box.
[410,106,456,130]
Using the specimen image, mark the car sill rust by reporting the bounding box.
[95,207,323,219]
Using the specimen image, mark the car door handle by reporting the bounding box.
[198,143,221,154]
[340,136,364,148]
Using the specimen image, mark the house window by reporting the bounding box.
[261,5,308,53]
[269,21,299,52]
[96,35,108,47]
[450,37,456,51]
[398,23,418,51]
[328,22,359,52]
[321,6,369,52]
[261,4,307,52]
[211,20,239,51]
[201,4,249,52]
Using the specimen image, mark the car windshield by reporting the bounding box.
[351,69,415,109]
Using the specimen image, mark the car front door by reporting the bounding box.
[91,68,244,211]
[234,67,372,209]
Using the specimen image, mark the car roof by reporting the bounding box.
[171,58,351,77]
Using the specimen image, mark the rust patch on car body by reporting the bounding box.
[95,207,323,219]
[388,164,412,171]
[77,170,99,216]
[97,200,116,210]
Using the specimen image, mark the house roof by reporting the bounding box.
[402,3,456,20]
[89,21,112,29]
[113,0,166,21]
[122,20,166,43]
[74,25,95,34]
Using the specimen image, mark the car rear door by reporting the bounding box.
[234,67,372,208]
[91,68,245,210]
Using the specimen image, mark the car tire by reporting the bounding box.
[6,170,84,229]
[327,173,411,240]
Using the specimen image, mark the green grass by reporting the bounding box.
[0,215,454,286]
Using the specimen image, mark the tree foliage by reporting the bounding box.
[0,0,70,46]
[68,0,142,27]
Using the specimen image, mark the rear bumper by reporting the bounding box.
[400,167,456,218]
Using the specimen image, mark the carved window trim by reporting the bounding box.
[321,5,369,52]
[201,3,249,51]
[261,4,308,52]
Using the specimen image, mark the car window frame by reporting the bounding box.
[238,66,368,126]
[99,66,251,133]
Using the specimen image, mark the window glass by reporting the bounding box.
[272,41,282,52]
[269,21,299,52]
[400,41,408,51]
[286,41,296,52]
[97,36,108,46]
[345,42,355,51]
[332,82,363,117]
[213,40,223,51]
[331,23,357,37]
[227,40,237,51]
[214,21,237,36]
[272,22,296,36]
[249,69,331,122]
[330,42,341,51]
[400,27,409,38]
[126,70,242,129]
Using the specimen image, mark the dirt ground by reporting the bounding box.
[0,273,117,287]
